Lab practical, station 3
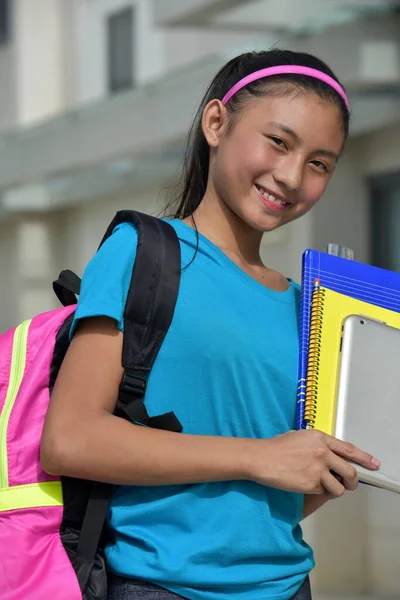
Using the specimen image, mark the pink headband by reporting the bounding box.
[221,65,350,110]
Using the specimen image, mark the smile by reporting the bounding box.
[255,184,290,211]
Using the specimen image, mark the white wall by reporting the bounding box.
[68,0,264,108]
[0,43,17,131]
[0,214,57,331]
[14,0,66,126]
[163,28,262,75]
[15,218,57,320]
[258,213,311,283]
[69,0,165,106]
[308,123,400,266]
[53,186,162,277]
[305,488,370,596]
[311,140,370,263]
[359,123,400,178]
[0,219,18,333]
[292,14,400,93]
[0,186,163,333]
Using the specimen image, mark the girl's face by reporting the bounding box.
[204,91,346,232]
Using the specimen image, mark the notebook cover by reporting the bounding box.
[297,250,400,429]
[304,285,400,435]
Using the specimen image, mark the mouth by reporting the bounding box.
[255,184,291,211]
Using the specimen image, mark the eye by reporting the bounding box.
[269,136,288,150]
[311,160,329,173]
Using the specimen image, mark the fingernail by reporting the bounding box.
[372,458,380,468]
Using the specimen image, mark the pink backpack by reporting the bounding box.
[0,211,182,600]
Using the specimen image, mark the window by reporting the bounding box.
[0,0,10,45]
[107,7,134,94]
[370,171,400,271]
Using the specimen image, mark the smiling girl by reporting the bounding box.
[41,49,380,600]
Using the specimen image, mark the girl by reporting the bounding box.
[41,49,380,600]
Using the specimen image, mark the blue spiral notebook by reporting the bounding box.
[296,250,400,429]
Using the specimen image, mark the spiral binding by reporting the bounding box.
[304,283,326,427]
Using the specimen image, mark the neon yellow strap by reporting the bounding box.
[0,481,63,512]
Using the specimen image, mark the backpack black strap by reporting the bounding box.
[53,269,81,306]
[112,211,182,431]
[76,210,182,570]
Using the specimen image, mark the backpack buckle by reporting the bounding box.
[119,369,147,401]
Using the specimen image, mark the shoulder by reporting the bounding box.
[70,222,138,338]
[101,221,138,254]
[84,222,138,276]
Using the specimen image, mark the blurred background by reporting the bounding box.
[0,1,399,597]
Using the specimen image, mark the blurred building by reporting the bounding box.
[0,1,400,598]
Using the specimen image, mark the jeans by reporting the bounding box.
[107,574,312,600]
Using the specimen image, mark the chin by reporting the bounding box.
[245,213,286,234]
[231,203,290,233]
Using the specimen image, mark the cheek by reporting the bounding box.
[233,139,276,180]
[302,175,331,207]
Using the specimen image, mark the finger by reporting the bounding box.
[321,471,345,498]
[329,454,359,491]
[325,436,380,470]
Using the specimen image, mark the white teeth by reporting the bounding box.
[257,186,287,206]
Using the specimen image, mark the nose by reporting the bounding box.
[273,157,303,193]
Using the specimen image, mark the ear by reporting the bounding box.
[201,99,228,148]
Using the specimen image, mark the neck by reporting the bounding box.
[184,186,264,266]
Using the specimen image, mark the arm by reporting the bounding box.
[303,494,332,519]
[41,317,380,491]
[41,317,254,485]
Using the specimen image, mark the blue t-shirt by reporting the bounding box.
[71,219,314,600]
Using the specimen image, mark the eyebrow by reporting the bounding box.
[268,122,340,162]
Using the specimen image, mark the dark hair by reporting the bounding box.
[164,49,350,219]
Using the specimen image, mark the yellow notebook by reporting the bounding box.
[304,283,400,434]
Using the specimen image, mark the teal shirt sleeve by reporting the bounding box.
[70,222,138,339]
